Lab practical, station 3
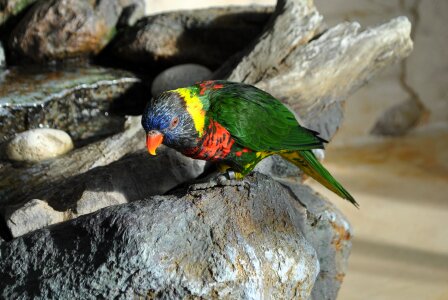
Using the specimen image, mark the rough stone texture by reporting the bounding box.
[280,181,352,300]
[313,0,440,139]
[151,64,212,96]
[5,128,74,162]
[3,147,206,237]
[0,173,320,299]
[0,0,37,26]
[255,17,413,128]
[0,65,140,144]
[7,199,64,238]
[111,6,273,68]
[8,0,145,63]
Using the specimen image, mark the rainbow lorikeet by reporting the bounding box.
[142,80,358,207]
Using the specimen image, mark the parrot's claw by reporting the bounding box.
[189,172,248,191]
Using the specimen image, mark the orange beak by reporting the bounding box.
[146,131,164,155]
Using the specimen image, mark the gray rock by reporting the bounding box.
[0,0,37,26]
[0,173,320,299]
[8,0,145,62]
[111,6,273,68]
[254,154,300,178]
[0,65,140,144]
[279,181,353,300]
[5,128,74,162]
[3,147,206,237]
[151,64,212,96]
[370,98,425,136]
[7,199,65,238]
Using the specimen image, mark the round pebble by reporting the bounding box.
[6,128,74,162]
[151,64,212,96]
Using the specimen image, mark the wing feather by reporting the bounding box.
[207,81,325,151]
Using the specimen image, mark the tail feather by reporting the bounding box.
[280,150,358,208]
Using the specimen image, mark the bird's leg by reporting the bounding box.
[189,168,249,191]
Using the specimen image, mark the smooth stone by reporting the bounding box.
[151,64,212,96]
[5,128,74,162]
[8,0,145,62]
[7,199,65,237]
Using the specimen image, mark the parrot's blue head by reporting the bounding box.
[142,91,199,155]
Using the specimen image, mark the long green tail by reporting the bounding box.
[280,150,358,207]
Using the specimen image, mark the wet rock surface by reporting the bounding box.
[5,128,74,162]
[110,6,273,68]
[151,64,212,96]
[0,173,320,299]
[0,65,140,144]
[8,0,145,63]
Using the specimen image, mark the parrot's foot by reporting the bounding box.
[189,170,249,191]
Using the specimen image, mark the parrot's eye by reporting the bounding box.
[169,117,179,129]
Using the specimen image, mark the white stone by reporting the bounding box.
[7,199,65,237]
[6,128,74,162]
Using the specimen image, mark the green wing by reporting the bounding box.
[207,81,326,151]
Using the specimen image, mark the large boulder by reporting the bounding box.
[8,0,145,63]
[110,6,273,69]
[0,173,321,299]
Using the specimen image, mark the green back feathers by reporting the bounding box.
[204,81,326,152]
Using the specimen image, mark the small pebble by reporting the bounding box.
[6,128,74,162]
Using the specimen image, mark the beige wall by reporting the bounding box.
[145,0,275,15]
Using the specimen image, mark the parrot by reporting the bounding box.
[141,80,358,207]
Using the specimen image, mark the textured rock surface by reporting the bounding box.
[3,147,206,237]
[8,0,145,62]
[5,128,74,162]
[7,199,64,238]
[111,6,273,68]
[151,64,212,96]
[0,0,37,26]
[281,181,353,300]
[0,173,320,299]
[0,65,140,143]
